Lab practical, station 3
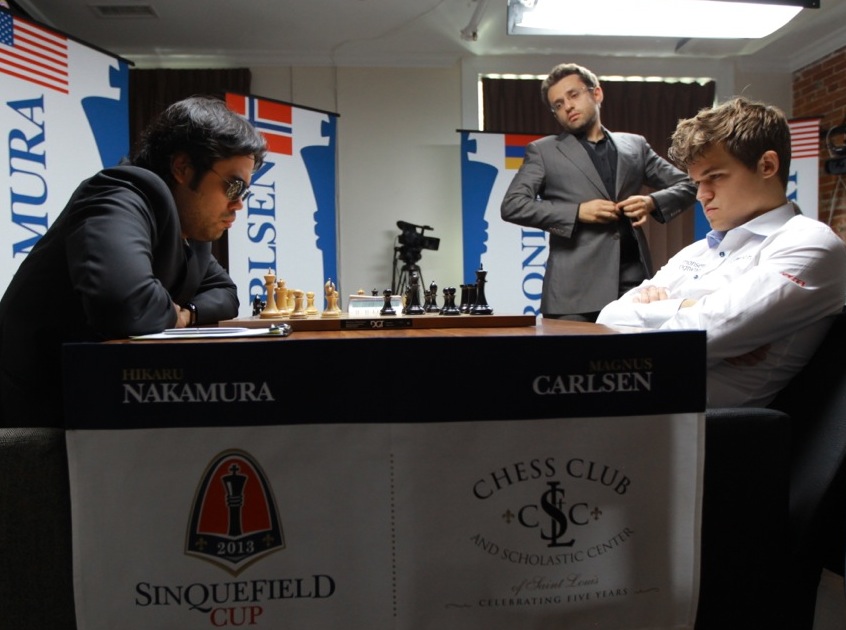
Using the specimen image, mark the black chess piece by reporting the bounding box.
[252,295,266,316]
[380,289,396,316]
[425,281,440,313]
[459,284,471,313]
[439,287,461,316]
[470,265,493,315]
[467,284,478,311]
[458,284,478,313]
[402,271,425,315]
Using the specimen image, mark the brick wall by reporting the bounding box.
[793,46,846,237]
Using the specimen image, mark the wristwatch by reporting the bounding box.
[186,303,198,326]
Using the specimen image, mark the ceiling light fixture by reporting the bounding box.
[507,0,806,39]
[461,0,489,42]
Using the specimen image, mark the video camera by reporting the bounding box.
[396,221,440,265]
[825,124,846,175]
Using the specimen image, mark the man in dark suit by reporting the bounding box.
[501,63,697,321]
[0,95,267,427]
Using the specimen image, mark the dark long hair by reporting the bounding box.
[131,95,267,187]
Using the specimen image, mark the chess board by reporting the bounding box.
[219,313,536,332]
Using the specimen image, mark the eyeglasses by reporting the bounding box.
[550,86,595,113]
[210,168,251,202]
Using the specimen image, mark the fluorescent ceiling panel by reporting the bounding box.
[507,0,805,39]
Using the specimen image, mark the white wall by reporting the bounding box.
[251,55,793,303]
[253,65,463,296]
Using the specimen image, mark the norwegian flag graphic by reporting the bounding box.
[0,9,68,94]
[226,93,293,156]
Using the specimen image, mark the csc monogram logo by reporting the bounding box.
[518,481,592,547]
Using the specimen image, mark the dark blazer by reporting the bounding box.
[501,129,696,315]
[0,165,239,427]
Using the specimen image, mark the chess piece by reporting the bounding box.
[324,278,335,307]
[425,281,439,313]
[402,271,425,315]
[275,279,290,316]
[470,265,493,315]
[252,295,266,316]
[458,283,477,313]
[289,289,307,318]
[260,271,280,319]
[305,291,319,315]
[380,289,396,316]
[439,287,460,316]
[322,278,340,318]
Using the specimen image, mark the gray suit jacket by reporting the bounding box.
[501,128,696,316]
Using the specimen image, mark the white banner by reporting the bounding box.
[0,8,129,293]
[461,130,545,316]
[225,93,339,317]
[68,414,702,629]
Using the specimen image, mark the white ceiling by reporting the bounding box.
[10,0,846,72]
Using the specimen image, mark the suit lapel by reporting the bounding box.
[611,132,637,198]
[555,133,608,198]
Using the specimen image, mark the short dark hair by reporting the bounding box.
[541,63,600,106]
[669,96,791,188]
[131,95,267,186]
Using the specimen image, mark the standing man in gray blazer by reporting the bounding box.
[501,63,697,321]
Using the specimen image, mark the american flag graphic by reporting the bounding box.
[504,133,543,170]
[0,10,69,94]
[789,118,821,160]
[226,94,293,156]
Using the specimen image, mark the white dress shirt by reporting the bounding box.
[597,203,846,407]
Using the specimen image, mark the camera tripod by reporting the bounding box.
[391,257,424,296]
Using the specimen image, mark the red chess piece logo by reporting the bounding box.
[185,449,285,575]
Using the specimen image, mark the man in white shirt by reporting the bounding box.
[596,96,846,407]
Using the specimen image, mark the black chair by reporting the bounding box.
[768,309,846,629]
[696,310,846,628]
[0,427,77,629]
[697,407,791,629]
